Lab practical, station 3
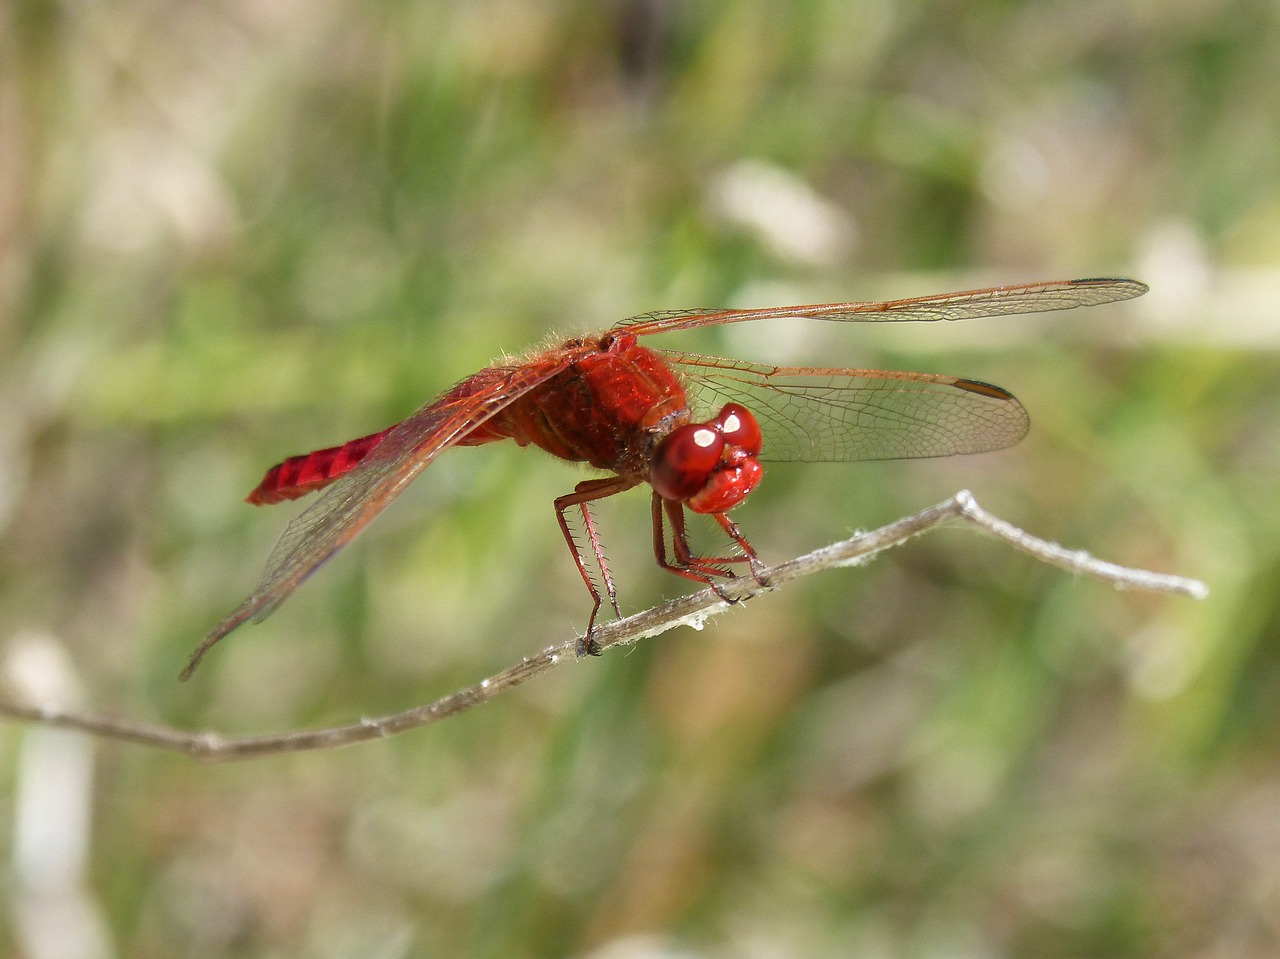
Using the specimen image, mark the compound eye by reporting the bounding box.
[716,403,762,455]
[650,424,725,501]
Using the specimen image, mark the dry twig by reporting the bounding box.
[0,491,1207,762]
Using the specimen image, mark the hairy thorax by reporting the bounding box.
[461,332,691,478]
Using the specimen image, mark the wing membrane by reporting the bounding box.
[184,361,568,678]
[619,277,1146,336]
[665,352,1028,463]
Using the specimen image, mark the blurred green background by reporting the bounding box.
[1,1,1277,956]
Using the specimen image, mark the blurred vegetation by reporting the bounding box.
[1,0,1277,957]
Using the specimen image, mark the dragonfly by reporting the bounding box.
[182,277,1147,679]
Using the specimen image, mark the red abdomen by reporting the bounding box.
[247,429,392,504]
[246,333,690,505]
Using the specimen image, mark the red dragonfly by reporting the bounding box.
[183,277,1146,679]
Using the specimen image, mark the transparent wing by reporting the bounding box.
[184,361,568,678]
[617,277,1146,336]
[664,352,1029,463]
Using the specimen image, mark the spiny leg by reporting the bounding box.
[651,494,763,603]
[580,500,617,617]
[710,511,770,586]
[555,476,640,656]
[659,496,734,577]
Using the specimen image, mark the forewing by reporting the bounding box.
[665,352,1029,463]
[185,361,566,677]
[617,277,1146,336]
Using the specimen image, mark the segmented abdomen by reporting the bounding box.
[246,428,392,505]
[245,334,689,505]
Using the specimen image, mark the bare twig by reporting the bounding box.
[0,492,1207,761]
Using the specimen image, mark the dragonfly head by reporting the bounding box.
[649,403,764,514]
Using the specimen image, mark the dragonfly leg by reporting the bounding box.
[711,512,771,588]
[652,494,764,604]
[555,476,640,656]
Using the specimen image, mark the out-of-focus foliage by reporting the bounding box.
[0,1,1277,956]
